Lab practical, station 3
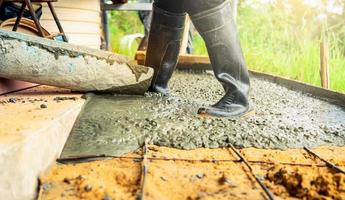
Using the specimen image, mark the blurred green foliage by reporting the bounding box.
[108,11,144,58]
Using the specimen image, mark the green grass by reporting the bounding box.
[236,4,345,92]
[108,11,144,58]
[108,2,345,93]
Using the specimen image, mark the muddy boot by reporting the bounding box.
[145,4,186,95]
[188,0,251,117]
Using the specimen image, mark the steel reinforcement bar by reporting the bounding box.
[137,139,149,200]
[229,144,275,200]
[304,147,345,174]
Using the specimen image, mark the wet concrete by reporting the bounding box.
[0,30,153,95]
[61,71,345,158]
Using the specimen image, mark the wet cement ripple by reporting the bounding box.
[61,71,345,158]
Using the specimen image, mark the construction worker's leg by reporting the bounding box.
[186,24,194,54]
[145,0,186,95]
[138,0,152,36]
[137,0,152,51]
[187,0,251,117]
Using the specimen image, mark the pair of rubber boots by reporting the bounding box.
[145,0,251,117]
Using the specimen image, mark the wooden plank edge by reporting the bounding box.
[0,79,39,95]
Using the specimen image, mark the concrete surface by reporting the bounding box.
[61,71,345,159]
[0,86,85,200]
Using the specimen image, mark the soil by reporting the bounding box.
[61,71,345,159]
[40,145,345,200]
[244,147,345,199]
[145,160,263,200]
[0,94,79,109]
[240,148,321,165]
[265,165,345,200]
[312,146,345,166]
[39,157,142,200]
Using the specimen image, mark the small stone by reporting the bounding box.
[198,192,207,198]
[8,98,16,103]
[84,185,92,192]
[218,176,227,185]
[76,175,85,180]
[218,175,236,187]
[40,104,48,109]
[42,183,51,191]
[150,120,158,127]
[102,195,112,200]
[160,176,167,181]
[53,96,77,101]
[63,178,71,184]
[196,173,205,179]
[255,175,264,181]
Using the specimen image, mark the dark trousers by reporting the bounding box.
[154,0,226,15]
[138,0,195,54]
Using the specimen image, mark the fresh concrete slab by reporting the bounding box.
[0,86,85,200]
[61,71,345,159]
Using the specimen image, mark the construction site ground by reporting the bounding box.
[39,145,345,200]
[1,71,344,200]
[38,69,345,200]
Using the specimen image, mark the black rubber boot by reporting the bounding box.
[188,0,251,117]
[145,4,186,95]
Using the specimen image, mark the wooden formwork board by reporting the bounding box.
[135,51,211,71]
[0,78,38,95]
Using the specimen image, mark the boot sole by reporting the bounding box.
[198,105,255,118]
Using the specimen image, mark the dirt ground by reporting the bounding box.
[39,145,345,200]
[39,155,142,200]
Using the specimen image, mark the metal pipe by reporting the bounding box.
[12,2,27,31]
[101,4,110,50]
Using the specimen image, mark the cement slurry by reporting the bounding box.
[0,30,153,95]
[61,72,345,158]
